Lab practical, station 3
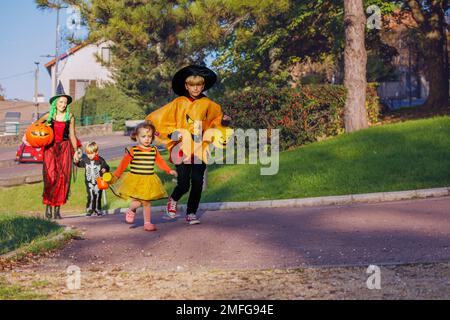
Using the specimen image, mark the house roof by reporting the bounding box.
[44,44,85,71]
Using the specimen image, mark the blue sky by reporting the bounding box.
[0,0,86,101]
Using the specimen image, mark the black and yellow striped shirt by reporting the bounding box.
[129,146,157,175]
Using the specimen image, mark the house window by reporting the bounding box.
[75,80,90,100]
[101,47,111,65]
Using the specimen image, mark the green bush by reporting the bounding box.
[219,84,380,150]
[71,85,146,131]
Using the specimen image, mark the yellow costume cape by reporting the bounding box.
[145,96,232,164]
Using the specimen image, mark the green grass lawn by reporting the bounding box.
[0,277,48,300]
[0,214,63,255]
[1,116,450,216]
[201,116,450,201]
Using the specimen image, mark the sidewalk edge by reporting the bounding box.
[65,186,450,218]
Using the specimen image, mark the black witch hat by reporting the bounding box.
[49,81,73,105]
[172,65,217,96]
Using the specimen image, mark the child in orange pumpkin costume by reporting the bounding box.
[145,65,232,225]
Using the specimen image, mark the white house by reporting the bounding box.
[45,42,114,100]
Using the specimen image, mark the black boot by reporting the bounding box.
[45,205,52,219]
[53,206,62,219]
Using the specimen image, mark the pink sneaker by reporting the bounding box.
[125,209,135,224]
[144,222,157,231]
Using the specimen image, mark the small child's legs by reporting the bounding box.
[125,200,141,224]
[142,201,151,224]
[130,200,141,212]
[142,201,156,231]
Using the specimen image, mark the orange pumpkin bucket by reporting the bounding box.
[96,177,109,190]
[25,122,54,148]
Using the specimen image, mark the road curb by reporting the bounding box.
[0,173,42,187]
[64,186,450,218]
[0,159,16,168]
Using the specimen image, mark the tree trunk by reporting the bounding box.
[422,8,449,110]
[343,0,369,132]
[407,0,449,110]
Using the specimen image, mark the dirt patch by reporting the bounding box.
[2,263,450,299]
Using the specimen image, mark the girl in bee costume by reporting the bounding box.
[110,122,177,231]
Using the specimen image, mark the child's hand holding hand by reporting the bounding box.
[73,148,82,162]
[169,131,183,142]
[169,170,178,177]
[22,134,31,147]
[107,175,118,185]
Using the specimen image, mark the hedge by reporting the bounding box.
[219,84,380,151]
[71,85,146,131]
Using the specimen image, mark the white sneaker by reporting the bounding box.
[186,214,200,225]
[164,197,178,219]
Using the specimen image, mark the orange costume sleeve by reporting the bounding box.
[155,149,172,174]
[114,148,133,178]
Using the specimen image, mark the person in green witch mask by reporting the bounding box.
[25,91,83,219]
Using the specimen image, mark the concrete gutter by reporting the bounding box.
[65,186,450,218]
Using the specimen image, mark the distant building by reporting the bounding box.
[378,10,449,108]
[45,42,114,101]
[0,100,49,135]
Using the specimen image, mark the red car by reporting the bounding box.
[15,136,82,164]
[15,143,44,163]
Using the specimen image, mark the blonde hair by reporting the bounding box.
[185,75,205,86]
[85,142,99,154]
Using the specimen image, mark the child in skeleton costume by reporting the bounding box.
[75,142,110,216]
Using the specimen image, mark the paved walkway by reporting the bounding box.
[30,196,450,272]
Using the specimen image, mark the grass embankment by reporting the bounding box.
[0,214,64,256]
[0,116,449,214]
[201,116,450,202]
[0,214,77,274]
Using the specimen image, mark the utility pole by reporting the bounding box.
[52,1,62,96]
[34,62,40,120]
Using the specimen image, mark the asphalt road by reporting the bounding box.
[0,134,132,181]
[30,196,450,272]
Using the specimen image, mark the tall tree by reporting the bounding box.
[403,0,448,109]
[35,0,397,111]
[36,0,188,107]
[344,0,369,132]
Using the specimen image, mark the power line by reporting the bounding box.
[0,71,34,81]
